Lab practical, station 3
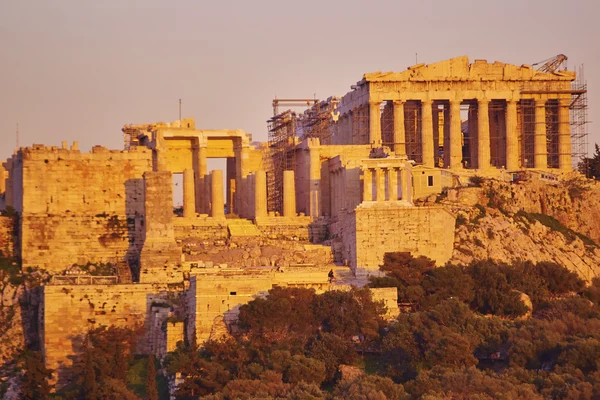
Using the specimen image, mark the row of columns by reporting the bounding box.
[368,97,572,170]
[362,167,411,203]
[182,169,225,219]
[182,168,297,219]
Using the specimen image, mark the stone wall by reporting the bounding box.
[337,204,455,273]
[186,267,331,345]
[22,214,142,271]
[0,215,14,257]
[41,283,169,389]
[15,146,152,272]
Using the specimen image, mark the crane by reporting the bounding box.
[532,54,568,73]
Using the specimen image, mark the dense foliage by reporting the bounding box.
[14,253,600,399]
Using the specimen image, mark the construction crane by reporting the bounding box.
[532,54,568,73]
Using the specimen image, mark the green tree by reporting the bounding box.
[578,143,600,179]
[146,355,158,400]
[468,260,528,317]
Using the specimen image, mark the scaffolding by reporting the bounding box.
[570,65,588,171]
[266,110,298,213]
[519,64,588,170]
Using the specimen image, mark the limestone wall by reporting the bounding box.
[186,268,330,345]
[0,215,14,257]
[19,146,151,215]
[337,205,455,272]
[13,146,152,271]
[41,283,169,389]
[21,214,143,271]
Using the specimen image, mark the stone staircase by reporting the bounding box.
[227,219,261,237]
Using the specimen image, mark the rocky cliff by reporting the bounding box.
[438,176,600,281]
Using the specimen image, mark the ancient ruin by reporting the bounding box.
[0,56,591,388]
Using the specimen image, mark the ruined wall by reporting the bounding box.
[337,205,455,273]
[0,215,14,257]
[41,283,169,389]
[186,268,330,345]
[17,146,152,271]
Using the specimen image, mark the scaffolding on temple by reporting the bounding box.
[266,110,298,214]
[570,65,588,171]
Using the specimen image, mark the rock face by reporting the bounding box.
[445,177,600,281]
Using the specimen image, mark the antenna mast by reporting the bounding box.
[16,123,19,149]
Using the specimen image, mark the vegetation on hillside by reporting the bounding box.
[11,252,600,399]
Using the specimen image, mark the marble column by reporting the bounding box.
[393,100,406,156]
[400,167,409,201]
[421,100,434,167]
[195,145,207,213]
[211,170,224,219]
[450,99,463,169]
[534,98,547,169]
[375,168,385,201]
[558,98,572,171]
[363,169,372,202]
[183,169,195,218]
[389,168,398,200]
[505,100,519,170]
[477,99,491,170]
[283,170,296,217]
[369,100,382,147]
[254,171,267,218]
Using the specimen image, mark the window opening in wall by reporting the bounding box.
[427,176,434,187]
[230,291,237,296]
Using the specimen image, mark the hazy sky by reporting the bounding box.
[1,0,598,163]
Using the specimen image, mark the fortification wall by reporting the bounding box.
[16,146,151,271]
[337,205,455,272]
[20,146,151,215]
[21,214,144,271]
[0,215,14,257]
[41,283,169,389]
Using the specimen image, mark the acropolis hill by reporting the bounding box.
[0,55,598,389]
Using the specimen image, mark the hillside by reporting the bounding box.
[437,176,600,281]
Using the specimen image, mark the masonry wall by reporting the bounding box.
[41,283,169,389]
[187,268,330,345]
[340,205,455,273]
[17,146,152,271]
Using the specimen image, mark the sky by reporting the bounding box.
[1,0,599,165]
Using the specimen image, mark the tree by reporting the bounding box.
[19,350,53,400]
[578,143,600,179]
[146,355,158,400]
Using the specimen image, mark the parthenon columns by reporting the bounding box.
[421,100,435,167]
[449,99,462,169]
[505,100,518,170]
[558,98,572,170]
[183,169,196,218]
[477,99,491,170]
[534,99,547,169]
[393,100,406,156]
[369,100,382,147]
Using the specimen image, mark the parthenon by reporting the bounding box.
[332,56,578,171]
